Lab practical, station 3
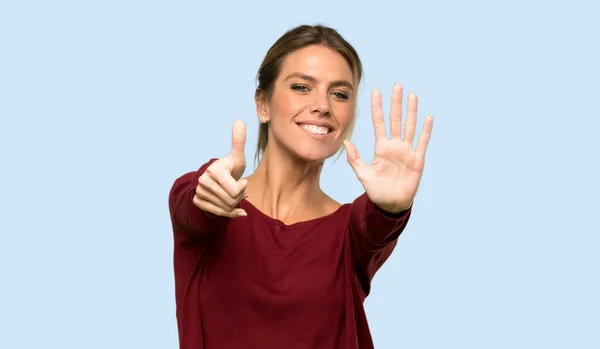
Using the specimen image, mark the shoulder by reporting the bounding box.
[321,194,350,217]
[322,194,339,210]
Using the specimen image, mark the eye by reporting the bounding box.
[332,91,349,101]
[291,84,310,92]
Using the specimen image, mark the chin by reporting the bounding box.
[292,146,338,163]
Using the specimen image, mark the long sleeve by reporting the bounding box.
[347,192,412,296]
[168,158,230,237]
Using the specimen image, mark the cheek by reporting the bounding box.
[332,104,354,128]
[271,91,303,120]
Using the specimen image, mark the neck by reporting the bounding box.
[246,143,325,222]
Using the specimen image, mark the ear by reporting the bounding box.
[255,89,270,123]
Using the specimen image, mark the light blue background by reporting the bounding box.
[1,0,599,348]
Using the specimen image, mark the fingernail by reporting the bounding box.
[238,210,247,217]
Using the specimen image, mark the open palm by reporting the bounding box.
[344,83,433,214]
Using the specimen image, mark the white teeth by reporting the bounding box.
[300,124,329,135]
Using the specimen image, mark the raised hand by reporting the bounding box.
[193,119,249,217]
[343,83,433,214]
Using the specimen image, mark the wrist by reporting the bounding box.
[376,201,412,215]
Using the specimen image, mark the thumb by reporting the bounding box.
[227,119,247,179]
[230,119,246,159]
[343,140,367,175]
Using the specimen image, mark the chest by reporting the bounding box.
[199,218,349,314]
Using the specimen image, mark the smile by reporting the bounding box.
[297,123,331,136]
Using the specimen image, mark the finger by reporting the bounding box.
[229,119,246,162]
[206,163,247,198]
[389,82,403,139]
[193,195,247,218]
[415,114,433,158]
[200,170,247,205]
[343,140,367,174]
[371,88,387,141]
[195,187,234,213]
[196,181,244,213]
[403,92,418,146]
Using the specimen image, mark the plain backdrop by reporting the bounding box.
[1,0,599,348]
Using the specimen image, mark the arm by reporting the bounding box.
[168,159,230,237]
[169,119,249,237]
[342,84,432,294]
[347,192,412,295]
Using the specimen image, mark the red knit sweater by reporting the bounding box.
[168,159,411,349]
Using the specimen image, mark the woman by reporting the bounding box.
[168,24,433,349]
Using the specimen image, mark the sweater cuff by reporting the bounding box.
[350,192,412,245]
[374,202,412,219]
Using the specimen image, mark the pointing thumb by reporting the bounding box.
[228,119,247,179]
[230,119,246,158]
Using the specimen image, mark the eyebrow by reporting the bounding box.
[284,72,354,90]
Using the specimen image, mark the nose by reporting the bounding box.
[309,92,331,116]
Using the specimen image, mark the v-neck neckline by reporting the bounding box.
[239,198,348,230]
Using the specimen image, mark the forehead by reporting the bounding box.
[278,45,353,82]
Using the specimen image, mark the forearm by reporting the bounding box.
[346,192,412,293]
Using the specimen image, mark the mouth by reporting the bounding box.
[296,123,333,137]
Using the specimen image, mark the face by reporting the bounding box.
[258,45,355,162]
